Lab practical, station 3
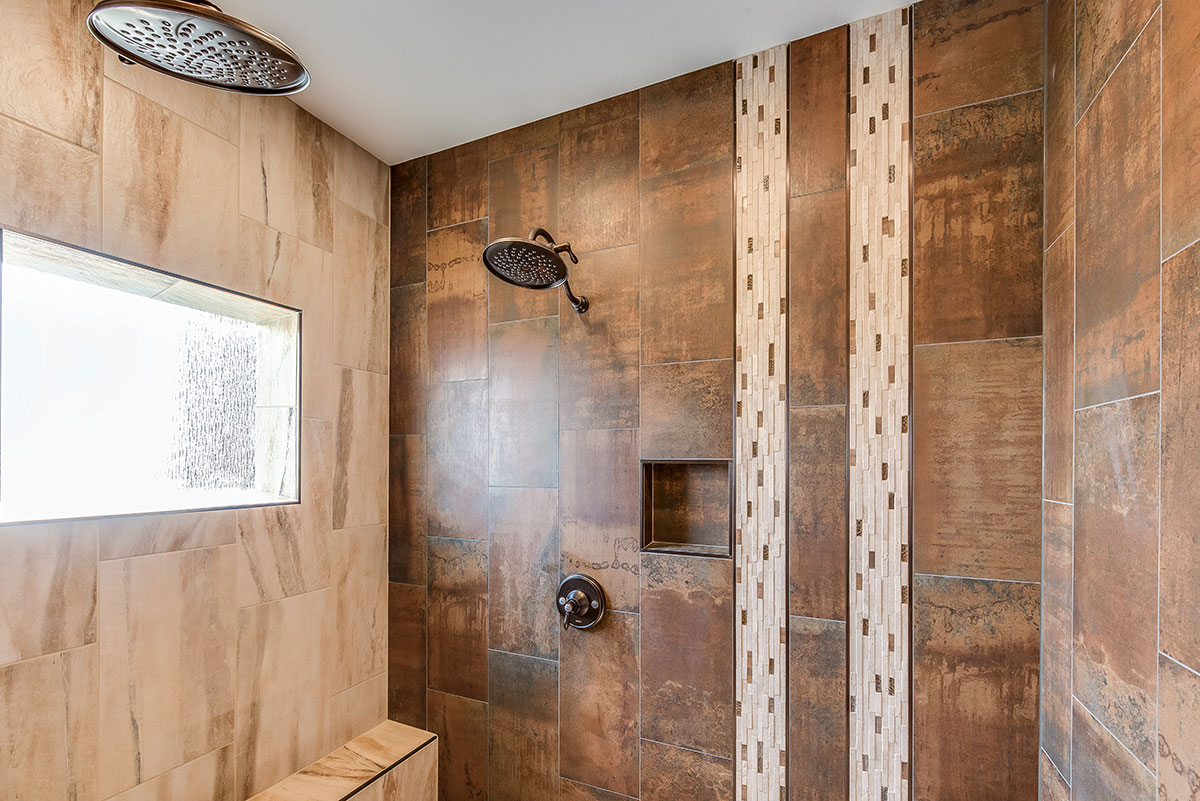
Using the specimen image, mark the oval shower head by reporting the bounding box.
[483,228,589,313]
[87,0,310,95]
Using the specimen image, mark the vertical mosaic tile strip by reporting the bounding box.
[734,44,788,801]
[848,10,911,801]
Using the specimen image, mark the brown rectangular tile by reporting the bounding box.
[428,139,488,230]
[1040,750,1069,801]
[390,434,427,585]
[1163,241,1200,669]
[391,157,427,287]
[560,114,639,252]
[789,27,848,198]
[331,525,387,693]
[644,462,730,550]
[914,91,1044,344]
[640,159,734,364]
[333,367,388,530]
[789,189,848,407]
[1045,0,1075,245]
[560,429,642,613]
[559,244,640,430]
[788,616,848,801]
[427,689,488,801]
[640,739,733,801]
[1159,654,1200,801]
[1075,18,1160,408]
[640,62,733,178]
[913,339,1042,581]
[789,406,848,620]
[388,582,427,729]
[489,316,559,487]
[391,282,428,435]
[561,611,639,796]
[427,220,490,383]
[561,92,639,132]
[488,144,560,322]
[427,538,489,701]
[427,380,488,540]
[488,650,558,801]
[913,0,1043,115]
[488,487,560,660]
[560,779,633,801]
[913,576,1040,801]
[1164,0,1200,259]
[1074,394,1159,765]
[1071,699,1156,801]
[640,552,733,757]
[1076,0,1159,117]
[1041,501,1072,776]
[333,200,390,374]
[489,115,562,161]
[640,360,733,460]
[1044,231,1074,504]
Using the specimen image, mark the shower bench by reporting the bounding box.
[247,720,436,801]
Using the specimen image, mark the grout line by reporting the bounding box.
[560,777,638,800]
[912,334,1043,349]
[0,641,96,672]
[1042,498,1073,508]
[1072,694,1157,777]
[787,613,848,626]
[1156,6,1164,785]
[1073,389,1160,414]
[912,86,1044,120]
[640,736,731,762]
[1162,232,1200,265]
[425,215,487,235]
[640,356,734,368]
[912,572,1041,585]
[486,647,557,665]
[1043,746,1069,788]
[1160,649,1200,680]
[1044,222,1074,254]
[1075,7,1161,124]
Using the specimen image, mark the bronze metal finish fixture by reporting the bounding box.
[482,227,590,314]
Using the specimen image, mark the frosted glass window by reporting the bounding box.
[0,230,300,524]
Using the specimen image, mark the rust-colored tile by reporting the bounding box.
[561,92,639,132]
[913,0,1043,115]
[1074,394,1159,765]
[640,63,733,178]
[428,139,488,230]
[488,651,558,801]
[488,115,561,161]
[1040,749,1069,801]
[427,538,488,701]
[1045,0,1075,245]
[788,616,847,801]
[644,462,730,550]
[389,434,426,585]
[560,611,639,797]
[1164,0,1200,259]
[640,360,733,460]
[1041,501,1072,776]
[488,487,560,660]
[489,316,559,487]
[1159,654,1200,801]
[488,145,560,322]
[640,159,734,364]
[640,740,733,801]
[913,576,1040,801]
[914,91,1044,344]
[913,339,1042,581]
[640,552,733,757]
[789,27,848,198]
[560,114,639,252]
[1043,231,1074,504]
[427,690,488,801]
[560,429,641,613]
[387,581,426,729]
[427,220,489,384]
[789,189,848,407]
[560,244,640,430]
[788,406,848,621]
[391,157,427,287]
[560,779,632,801]
[1076,0,1159,117]
[391,283,428,435]
[1163,241,1200,669]
[1075,19,1160,408]
[426,380,488,540]
[1070,699,1156,801]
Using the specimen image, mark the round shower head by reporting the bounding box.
[87,0,310,95]
[482,238,569,290]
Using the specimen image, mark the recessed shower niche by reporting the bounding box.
[640,459,733,557]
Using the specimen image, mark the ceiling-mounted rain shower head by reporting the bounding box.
[87,0,310,95]
[483,228,590,314]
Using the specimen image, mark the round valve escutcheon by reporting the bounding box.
[557,574,606,630]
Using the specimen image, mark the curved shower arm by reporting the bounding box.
[528,227,556,245]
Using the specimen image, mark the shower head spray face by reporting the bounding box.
[87,0,310,95]
[482,228,590,313]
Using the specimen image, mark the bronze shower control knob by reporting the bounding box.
[557,574,605,630]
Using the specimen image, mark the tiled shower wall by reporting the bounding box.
[387,65,737,801]
[1041,1,1200,800]
[0,1,391,799]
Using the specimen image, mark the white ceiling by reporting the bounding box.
[221,0,900,165]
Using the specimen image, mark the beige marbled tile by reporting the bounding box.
[333,368,388,529]
[238,419,332,605]
[0,0,100,150]
[330,672,388,746]
[103,49,238,143]
[108,745,235,801]
[239,95,334,251]
[333,132,390,225]
[333,201,390,373]
[98,545,236,797]
[0,113,100,249]
[236,587,332,798]
[98,510,236,560]
[331,525,388,693]
[101,79,238,289]
[0,521,97,666]
[0,645,97,801]
[361,742,437,801]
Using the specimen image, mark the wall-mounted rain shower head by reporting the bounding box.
[482,228,590,314]
[87,0,310,95]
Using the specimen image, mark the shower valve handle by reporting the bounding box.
[552,242,579,264]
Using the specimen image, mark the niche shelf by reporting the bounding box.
[640,459,733,558]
